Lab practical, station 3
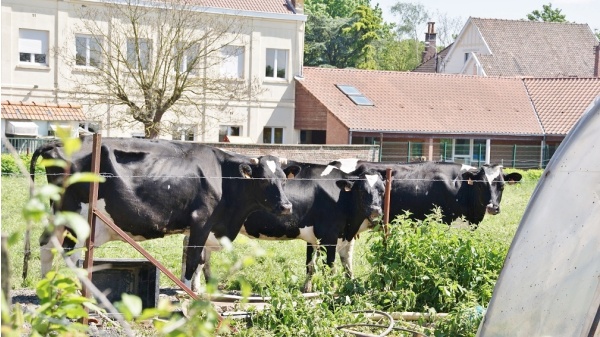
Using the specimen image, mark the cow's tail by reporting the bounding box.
[23,141,61,281]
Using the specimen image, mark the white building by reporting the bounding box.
[1,0,307,144]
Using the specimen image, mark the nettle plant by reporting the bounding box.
[363,211,505,314]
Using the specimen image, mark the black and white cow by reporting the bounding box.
[30,137,298,288]
[186,161,385,292]
[330,159,522,228]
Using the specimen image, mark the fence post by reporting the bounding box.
[478,144,482,167]
[407,142,411,162]
[443,142,447,161]
[512,144,517,168]
[383,168,392,239]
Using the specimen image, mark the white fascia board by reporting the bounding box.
[95,0,307,22]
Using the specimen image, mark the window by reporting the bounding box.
[172,124,195,141]
[219,125,241,142]
[336,84,374,106]
[265,49,287,79]
[464,52,470,63]
[19,29,48,65]
[300,130,326,144]
[76,35,102,67]
[127,38,152,70]
[452,138,488,165]
[175,43,199,74]
[221,46,244,78]
[263,127,283,144]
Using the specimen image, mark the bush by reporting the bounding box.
[1,154,45,176]
[362,212,507,314]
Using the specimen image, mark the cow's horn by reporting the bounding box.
[280,157,288,165]
[250,158,259,165]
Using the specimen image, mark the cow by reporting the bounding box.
[183,161,385,292]
[329,158,523,227]
[29,136,299,288]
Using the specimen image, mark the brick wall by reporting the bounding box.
[294,81,327,130]
[204,143,380,164]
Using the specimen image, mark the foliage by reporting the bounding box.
[373,37,424,71]
[31,270,102,336]
[434,301,485,337]
[390,2,430,64]
[526,3,567,22]
[304,0,390,69]
[362,211,507,313]
[1,154,45,176]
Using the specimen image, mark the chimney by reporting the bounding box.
[421,22,437,63]
[594,44,599,78]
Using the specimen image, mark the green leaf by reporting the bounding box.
[55,212,90,243]
[40,159,66,169]
[121,293,143,318]
[66,172,106,186]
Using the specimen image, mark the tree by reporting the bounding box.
[390,2,430,65]
[304,0,389,69]
[434,10,463,48]
[527,3,567,22]
[60,0,259,139]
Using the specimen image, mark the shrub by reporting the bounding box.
[362,212,507,314]
[1,154,45,176]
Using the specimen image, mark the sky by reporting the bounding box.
[375,0,600,36]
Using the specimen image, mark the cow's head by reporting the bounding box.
[338,169,385,225]
[241,156,300,215]
[461,164,522,216]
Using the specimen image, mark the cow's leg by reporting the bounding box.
[303,243,318,293]
[39,229,60,276]
[183,226,211,290]
[337,238,355,278]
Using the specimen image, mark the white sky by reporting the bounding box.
[375,0,600,36]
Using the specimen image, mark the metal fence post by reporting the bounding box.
[407,142,411,162]
[512,144,517,168]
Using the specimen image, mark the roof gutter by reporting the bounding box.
[347,129,545,139]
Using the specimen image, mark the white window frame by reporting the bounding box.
[19,29,48,66]
[263,127,283,144]
[219,125,241,142]
[452,138,489,164]
[221,46,245,79]
[175,43,199,75]
[127,38,152,70]
[75,35,102,68]
[265,48,288,80]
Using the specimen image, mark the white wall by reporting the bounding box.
[1,0,306,143]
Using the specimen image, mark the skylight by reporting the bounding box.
[336,84,374,106]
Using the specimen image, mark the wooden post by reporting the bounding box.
[82,134,101,324]
[383,168,392,238]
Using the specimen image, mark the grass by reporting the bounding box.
[1,170,540,294]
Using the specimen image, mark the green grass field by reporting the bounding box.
[1,170,539,293]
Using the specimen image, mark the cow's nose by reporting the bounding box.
[370,207,382,220]
[279,202,293,215]
[486,203,500,215]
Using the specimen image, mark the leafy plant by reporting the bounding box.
[363,211,507,313]
[1,154,45,175]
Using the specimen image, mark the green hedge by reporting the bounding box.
[1,154,45,175]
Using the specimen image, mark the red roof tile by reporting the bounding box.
[1,101,86,121]
[189,0,295,15]
[469,18,598,77]
[298,67,543,136]
[524,78,600,135]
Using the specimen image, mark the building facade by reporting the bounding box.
[1,0,307,144]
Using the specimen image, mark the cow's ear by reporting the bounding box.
[504,172,522,185]
[284,165,301,179]
[239,164,252,179]
[336,180,354,192]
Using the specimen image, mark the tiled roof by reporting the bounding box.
[297,67,543,136]
[1,101,86,121]
[413,43,452,73]
[189,0,295,14]
[470,18,599,77]
[524,78,600,135]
